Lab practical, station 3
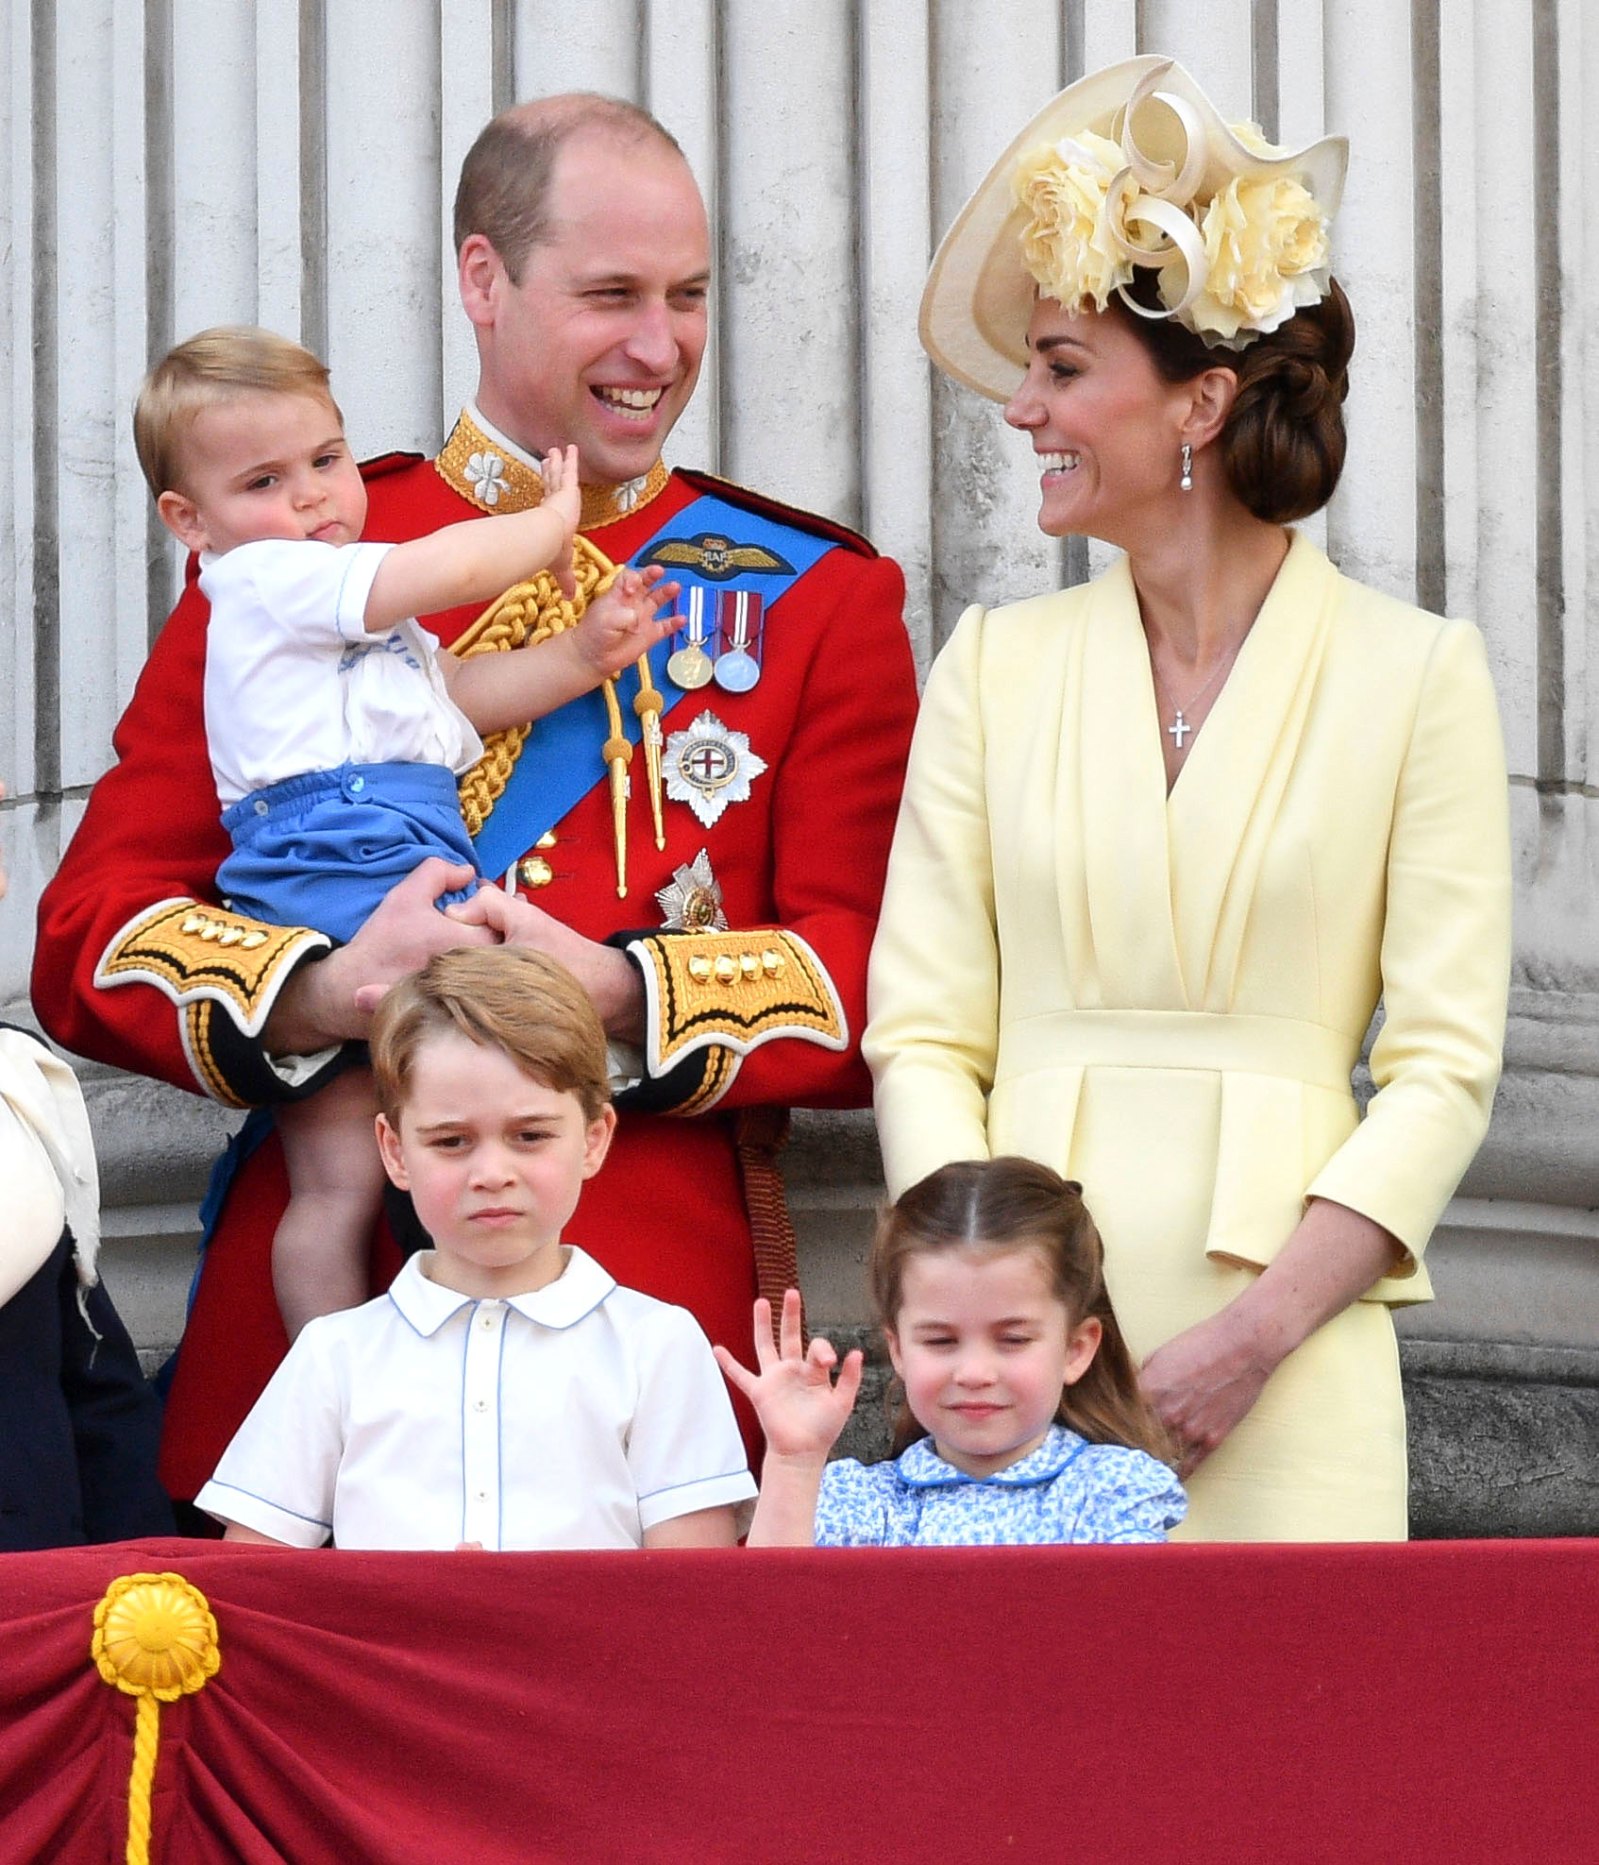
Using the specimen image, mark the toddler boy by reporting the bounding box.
[197,946,755,1549]
[134,327,674,1344]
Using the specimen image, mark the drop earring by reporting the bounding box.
[1179,441,1194,493]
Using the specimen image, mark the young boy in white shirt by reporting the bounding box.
[196,946,755,1550]
[134,327,676,1345]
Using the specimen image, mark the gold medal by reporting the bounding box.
[666,586,715,691]
[666,642,714,689]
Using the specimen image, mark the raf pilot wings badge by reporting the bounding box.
[638,533,796,581]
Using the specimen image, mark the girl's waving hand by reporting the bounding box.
[715,1291,863,1545]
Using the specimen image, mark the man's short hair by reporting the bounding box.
[452,92,685,281]
[370,947,612,1126]
[133,325,336,499]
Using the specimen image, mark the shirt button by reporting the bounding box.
[474,1399,487,1412]
[253,799,269,816]
[480,1315,494,1330]
[476,1490,488,1502]
[349,774,365,793]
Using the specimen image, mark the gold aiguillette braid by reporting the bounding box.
[452,537,664,896]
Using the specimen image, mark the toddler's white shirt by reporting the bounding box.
[201,537,483,806]
[196,1248,755,1550]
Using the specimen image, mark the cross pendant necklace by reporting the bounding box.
[1154,641,1243,757]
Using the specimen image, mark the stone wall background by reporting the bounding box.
[2,0,1595,1529]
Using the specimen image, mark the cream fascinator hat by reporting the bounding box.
[920,55,1348,400]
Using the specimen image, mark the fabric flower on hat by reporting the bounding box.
[1191,170,1330,344]
[1013,130,1130,313]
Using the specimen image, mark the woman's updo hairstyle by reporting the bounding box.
[1116,276,1355,524]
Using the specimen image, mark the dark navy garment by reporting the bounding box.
[0,1229,174,1550]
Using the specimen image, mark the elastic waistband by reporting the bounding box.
[994,1008,1358,1093]
[222,761,458,830]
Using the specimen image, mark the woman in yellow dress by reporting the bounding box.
[864,57,1511,1540]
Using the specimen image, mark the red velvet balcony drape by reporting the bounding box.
[1,1538,1595,1862]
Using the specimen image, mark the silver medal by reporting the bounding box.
[713,590,763,693]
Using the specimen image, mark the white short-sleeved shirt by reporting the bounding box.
[200,536,483,806]
[196,1248,755,1550]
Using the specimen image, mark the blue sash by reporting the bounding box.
[471,491,838,880]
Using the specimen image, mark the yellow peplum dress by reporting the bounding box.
[864,533,1511,1541]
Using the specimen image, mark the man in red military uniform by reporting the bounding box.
[32,95,918,1503]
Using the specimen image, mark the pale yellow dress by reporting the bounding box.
[864,534,1511,1540]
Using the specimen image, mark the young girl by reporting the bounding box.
[715,1158,1185,1546]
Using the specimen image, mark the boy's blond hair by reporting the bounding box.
[133,325,337,498]
[370,947,612,1125]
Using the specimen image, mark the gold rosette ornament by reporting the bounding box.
[92,1572,222,1865]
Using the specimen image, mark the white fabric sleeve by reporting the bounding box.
[626,1305,757,1532]
[201,538,397,649]
[194,1319,348,1546]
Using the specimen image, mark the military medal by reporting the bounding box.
[655,848,729,931]
[713,591,763,693]
[666,586,715,690]
[664,710,768,829]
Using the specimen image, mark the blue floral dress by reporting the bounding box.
[813,1425,1185,1547]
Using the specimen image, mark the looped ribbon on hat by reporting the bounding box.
[1100,68,1212,322]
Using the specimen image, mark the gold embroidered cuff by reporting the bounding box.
[95,899,332,1101]
[626,930,849,1094]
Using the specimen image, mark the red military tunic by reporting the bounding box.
[33,410,918,1499]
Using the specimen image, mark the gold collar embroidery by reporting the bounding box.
[434,406,671,530]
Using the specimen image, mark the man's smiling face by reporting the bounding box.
[465,128,711,487]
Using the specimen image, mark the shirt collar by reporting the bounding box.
[433,404,671,530]
[386,1245,616,1338]
[894,1423,1087,1490]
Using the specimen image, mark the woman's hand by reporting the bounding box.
[1142,1199,1404,1477]
[1139,1306,1278,1477]
[714,1290,863,1464]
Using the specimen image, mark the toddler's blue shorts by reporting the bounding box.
[217,761,479,945]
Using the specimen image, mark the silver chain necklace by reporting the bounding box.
[1151,641,1243,752]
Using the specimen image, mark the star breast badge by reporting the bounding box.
[664,711,768,829]
[655,848,729,930]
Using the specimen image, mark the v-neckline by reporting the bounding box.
[1071,532,1337,1009]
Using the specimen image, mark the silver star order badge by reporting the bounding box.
[664,711,768,829]
[655,848,728,931]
